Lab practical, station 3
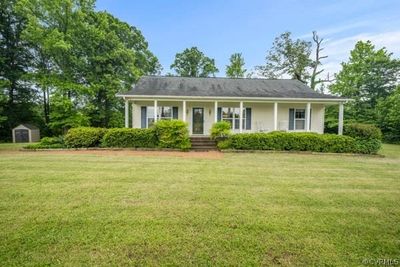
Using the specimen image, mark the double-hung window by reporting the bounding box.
[294,109,306,130]
[146,106,173,128]
[221,107,247,130]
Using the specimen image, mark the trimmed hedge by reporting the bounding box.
[64,127,107,148]
[153,120,191,150]
[219,132,380,154]
[344,123,382,140]
[210,121,232,140]
[101,128,157,148]
[25,136,65,149]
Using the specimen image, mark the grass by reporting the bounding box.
[0,144,399,266]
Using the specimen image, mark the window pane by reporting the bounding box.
[295,120,305,130]
[147,118,155,127]
[147,106,154,118]
[295,109,305,119]
[159,106,171,118]
[234,119,239,129]
[242,119,246,129]
[222,108,231,118]
[242,108,246,118]
[233,108,240,119]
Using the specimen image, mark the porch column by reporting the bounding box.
[273,102,278,131]
[214,101,218,123]
[182,100,186,122]
[131,103,135,128]
[154,100,158,122]
[124,100,129,128]
[306,102,311,132]
[239,101,243,133]
[338,102,344,135]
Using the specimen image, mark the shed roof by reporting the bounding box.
[13,124,39,130]
[121,76,344,100]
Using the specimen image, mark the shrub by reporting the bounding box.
[24,136,65,149]
[153,120,191,150]
[101,128,157,148]
[64,127,107,148]
[219,131,380,154]
[344,123,382,140]
[210,121,232,140]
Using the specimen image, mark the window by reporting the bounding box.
[146,106,173,128]
[294,109,305,130]
[221,107,247,130]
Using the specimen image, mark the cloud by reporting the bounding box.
[321,31,400,75]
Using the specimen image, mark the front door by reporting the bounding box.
[192,108,204,134]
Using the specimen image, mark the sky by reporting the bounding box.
[96,0,400,78]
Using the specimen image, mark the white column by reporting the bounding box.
[182,100,186,122]
[131,103,135,128]
[306,102,311,132]
[154,100,158,122]
[239,101,243,133]
[338,103,344,135]
[214,101,218,123]
[124,100,129,128]
[273,102,278,131]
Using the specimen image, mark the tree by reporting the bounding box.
[0,0,38,140]
[376,86,400,142]
[170,47,218,77]
[310,31,333,90]
[226,53,246,78]
[330,41,400,123]
[256,32,312,83]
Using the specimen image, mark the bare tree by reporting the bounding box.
[310,31,334,90]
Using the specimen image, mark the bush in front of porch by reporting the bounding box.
[218,131,381,154]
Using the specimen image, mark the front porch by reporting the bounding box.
[123,98,345,136]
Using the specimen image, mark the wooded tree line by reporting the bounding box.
[1,0,399,142]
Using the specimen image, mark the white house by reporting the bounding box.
[118,76,348,136]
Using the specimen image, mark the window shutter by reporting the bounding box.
[246,108,251,130]
[172,107,178,119]
[289,108,294,130]
[217,107,222,121]
[141,106,147,128]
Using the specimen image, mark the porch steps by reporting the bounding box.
[190,137,217,151]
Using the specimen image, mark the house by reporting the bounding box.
[12,124,40,143]
[118,76,348,136]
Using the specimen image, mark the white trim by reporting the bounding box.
[273,102,278,131]
[306,102,311,132]
[118,94,350,103]
[239,101,243,133]
[124,100,129,128]
[214,101,218,123]
[131,103,134,128]
[338,103,344,135]
[182,100,186,122]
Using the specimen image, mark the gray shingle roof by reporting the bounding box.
[122,76,343,99]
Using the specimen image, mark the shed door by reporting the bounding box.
[15,129,29,142]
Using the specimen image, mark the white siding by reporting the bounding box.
[131,100,325,135]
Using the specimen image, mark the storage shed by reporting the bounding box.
[12,124,40,143]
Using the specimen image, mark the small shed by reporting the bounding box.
[12,124,40,143]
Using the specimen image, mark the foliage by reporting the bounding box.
[220,132,381,154]
[344,123,382,140]
[101,128,157,148]
[0,0,39,141]
[170,47,218,77]
[330,41,400,124]
[210,121,232,140]
[64,127,106,148]
[226,53,246,78]
[376,87,400,143]
[153,120,191,150]
[24,136,65,149]
[256,32,312,83]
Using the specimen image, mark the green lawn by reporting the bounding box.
[0,144,399,266]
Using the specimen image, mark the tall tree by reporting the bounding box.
[226,53,246,78]
[0,0,38,140]
[330,41,400,123]
[170,47,218,77]
[256,32,312,83]
[376,86,400,142]
[310,31,332,90]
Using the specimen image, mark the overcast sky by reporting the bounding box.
[96,0,400,78]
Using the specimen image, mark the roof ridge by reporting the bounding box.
[142,75,297,81]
